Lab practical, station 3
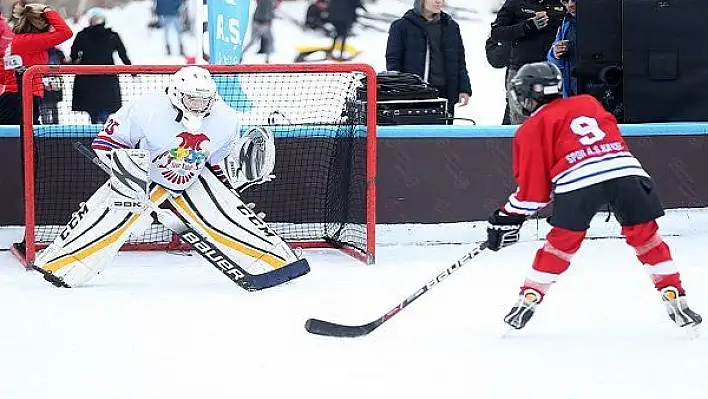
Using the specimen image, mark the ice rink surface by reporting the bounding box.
[0,227,706,399]
[2,1,702,397]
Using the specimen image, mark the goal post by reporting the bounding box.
[14,63,377,267]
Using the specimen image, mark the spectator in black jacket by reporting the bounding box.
[386,0,472,118]
[327,0,365,60]
[491,0,564,124]
[70,8,131,124]
[485,33,511,124]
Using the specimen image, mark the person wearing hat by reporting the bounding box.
[385,0,471,119]
[70,8,131,124]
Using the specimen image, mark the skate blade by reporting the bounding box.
[685,324,701,340]
[501,323,518,338]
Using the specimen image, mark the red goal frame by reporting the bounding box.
[14,63,377,267]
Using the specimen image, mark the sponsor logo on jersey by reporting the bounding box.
[565,142,625,164]
[157,132,211,185]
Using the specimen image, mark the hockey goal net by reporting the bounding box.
[13,64,376,266]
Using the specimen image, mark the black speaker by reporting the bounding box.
[623,0,708,122]
[576,0,622,71]
[574,0,624,120]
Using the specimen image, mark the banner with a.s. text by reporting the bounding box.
[207,0,251,64]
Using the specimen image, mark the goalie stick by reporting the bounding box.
[305,241,488,337]
[73,142,309,291]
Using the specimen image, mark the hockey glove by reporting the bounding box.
[220,126,276,194]
[487,209,526,251]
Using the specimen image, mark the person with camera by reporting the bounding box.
[547,0,577,97]
[0,2,72,125]
[491,0,564,124]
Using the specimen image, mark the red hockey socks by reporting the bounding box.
[622,221,685,295]
[521,227,586,303]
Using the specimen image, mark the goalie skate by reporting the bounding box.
[661,287,702,332]
[504,288,541,330]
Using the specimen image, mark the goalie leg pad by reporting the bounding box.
[34,183,169,287]
[169,169,300,276]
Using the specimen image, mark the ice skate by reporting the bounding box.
[504,288,542,330]
[661,287,702,336]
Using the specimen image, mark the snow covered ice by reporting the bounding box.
[1,0,705,397]
[1,215,707,399]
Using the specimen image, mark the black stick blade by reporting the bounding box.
[304,318,380,337]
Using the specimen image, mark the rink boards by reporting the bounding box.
[1,123,707,244]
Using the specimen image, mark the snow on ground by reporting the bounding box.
[60,0,508,125]
[0,214,707,399]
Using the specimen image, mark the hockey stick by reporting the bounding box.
[74,142,309,291]
[305,241,488,337]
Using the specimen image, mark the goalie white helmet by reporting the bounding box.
[167,66,218,131]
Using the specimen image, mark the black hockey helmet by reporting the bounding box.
[509,62,563,115]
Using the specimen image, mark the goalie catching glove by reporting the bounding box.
[487,209,526,251]
[218,126,276,193]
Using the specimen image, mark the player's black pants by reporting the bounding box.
[548,175,665,231]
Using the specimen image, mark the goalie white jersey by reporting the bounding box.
[92,92,241,193]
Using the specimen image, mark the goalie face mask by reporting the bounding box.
[182,93,215,115]
[168,66,218,131]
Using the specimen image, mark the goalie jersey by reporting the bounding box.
[91,92,241,193]
[503,94,650,216]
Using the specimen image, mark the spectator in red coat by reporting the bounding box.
[0,10,13,56]
[0,3,72,125]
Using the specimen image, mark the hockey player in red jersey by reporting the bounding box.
[486,62,702,331]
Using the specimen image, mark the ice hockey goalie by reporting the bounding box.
[33,66,309,289]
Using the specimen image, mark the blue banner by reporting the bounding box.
[207,0,251,64]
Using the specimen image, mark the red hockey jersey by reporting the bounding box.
[502,94,649,216]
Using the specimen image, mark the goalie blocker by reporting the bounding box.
[34,148,308,289]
